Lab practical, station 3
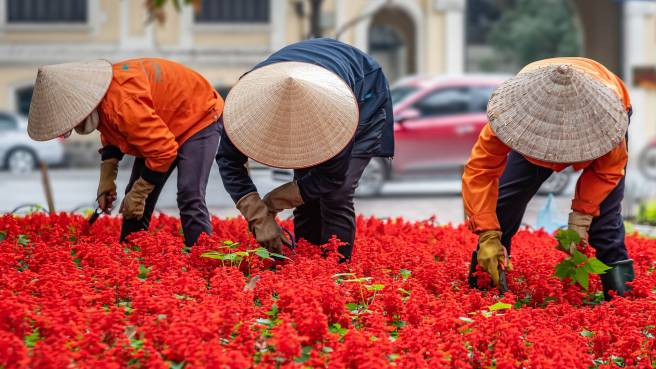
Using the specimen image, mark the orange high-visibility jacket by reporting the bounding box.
[462,57,631,233]
[98,58,224,173]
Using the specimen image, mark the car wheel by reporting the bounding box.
[355,158,387,198]
[538,171,570,196]
[638,145,656,180]
[6,148,37,174]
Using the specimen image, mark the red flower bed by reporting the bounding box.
[0,213,655,368]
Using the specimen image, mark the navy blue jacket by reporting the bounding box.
[217,38,394,203]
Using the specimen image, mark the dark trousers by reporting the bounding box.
[497,151,628,264]
[293,158,371,260]
[120,123,221,247]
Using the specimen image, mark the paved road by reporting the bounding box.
[0,166,583,228]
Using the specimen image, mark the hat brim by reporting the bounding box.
[223,61,359,169]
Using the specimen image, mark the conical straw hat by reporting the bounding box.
[487,64,628,163]
[28,60,112,141]
[223,61,359,169]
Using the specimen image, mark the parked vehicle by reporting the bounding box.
[0,112,66,174]
[639,137,656,180]
[273,75,572,197]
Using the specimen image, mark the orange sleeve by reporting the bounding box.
[462,124,512,233]
[115,94,179,173]
[572,141,628,216]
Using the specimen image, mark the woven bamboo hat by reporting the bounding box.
[28,60,112,141]
[487,64,628,163]
[223,61,359,169]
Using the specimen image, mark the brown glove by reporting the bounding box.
[477,230,507,287]
[119,177,155,220]
[263,181,304,214]
[237,192,290,253]
[561,211,594,254]
[97,159,119,213]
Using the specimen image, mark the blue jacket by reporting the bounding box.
[217,38,394,203]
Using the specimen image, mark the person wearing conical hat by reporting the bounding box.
[216,38,394,261]
[463,57,633,300]
[27,59,224,247]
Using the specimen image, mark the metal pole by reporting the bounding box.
[39,160,55,213]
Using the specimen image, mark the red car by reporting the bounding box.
[273,75,573,197]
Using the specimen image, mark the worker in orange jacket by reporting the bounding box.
[27,59,223,246]
[463,57,633,300]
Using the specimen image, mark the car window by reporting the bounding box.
[390,86,419,105]
[412,88,471,117]
[0,113,18,132]
[469,86,497,113]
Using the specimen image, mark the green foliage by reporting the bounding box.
[636,199,656,225]
[17,234,30,246]
[553,230,611,290]
[488,302,512,311]
[489,0,582,68]
[24,328,40,348]
[137,264,152,280]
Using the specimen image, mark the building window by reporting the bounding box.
[16,86,34,116]
[195,0,269,23]
[7,0,87,23]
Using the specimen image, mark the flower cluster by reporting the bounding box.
[0,213,655,368]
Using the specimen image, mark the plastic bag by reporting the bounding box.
[536,193,566,233]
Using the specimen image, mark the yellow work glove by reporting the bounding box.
[119,177,155,220]
[560,211,594,254]
[237,192,290,253]
[97,159,119,213]
[263,181,304,214]
[477,230,507,287]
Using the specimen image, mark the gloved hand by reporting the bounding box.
[263,181,304,214]
[477,230,507,287]
[119,177,155,220]
[97,159,119,213]
[560,211,594,254]
[237,192,290,253]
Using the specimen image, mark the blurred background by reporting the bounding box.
[0,0,655,230]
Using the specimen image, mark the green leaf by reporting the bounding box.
[580,330,594,338]
[255,318,272,326]
[554,259,575,280]
[269,252,289,260]
[253,248,271,259]
[345,303,359,312]
[571,250,587,265]
[294,346,313,363]
[459,317,474,323]
[365,284,385,292]
[24,328,40,348]
[200,251,226,260]
[329,323,348,336]
[17,234,29,246]
[332,273,356,278]
[555,229,580,249]
[399,269,411,281]
[169,362,185,369]
[137,264,151,280]
[398,288,411,296]
[343,277,372,283]
[488,302,512,311]
[574,267,589,290]
[0,231,6,242]
[234,251,249,257]
[586,257,611,275]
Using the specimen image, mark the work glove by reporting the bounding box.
[97,159,119,213]
[119,177,155,220]
[477,231,507,287]
[263,181,304,214]
[560,211,594,254]
[237,192,290,253]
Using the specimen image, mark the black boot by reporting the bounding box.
[601,259,635,301]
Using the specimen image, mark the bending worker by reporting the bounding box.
[463,57,633,300]
[217,38,393,261]
[27,58,223,246]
